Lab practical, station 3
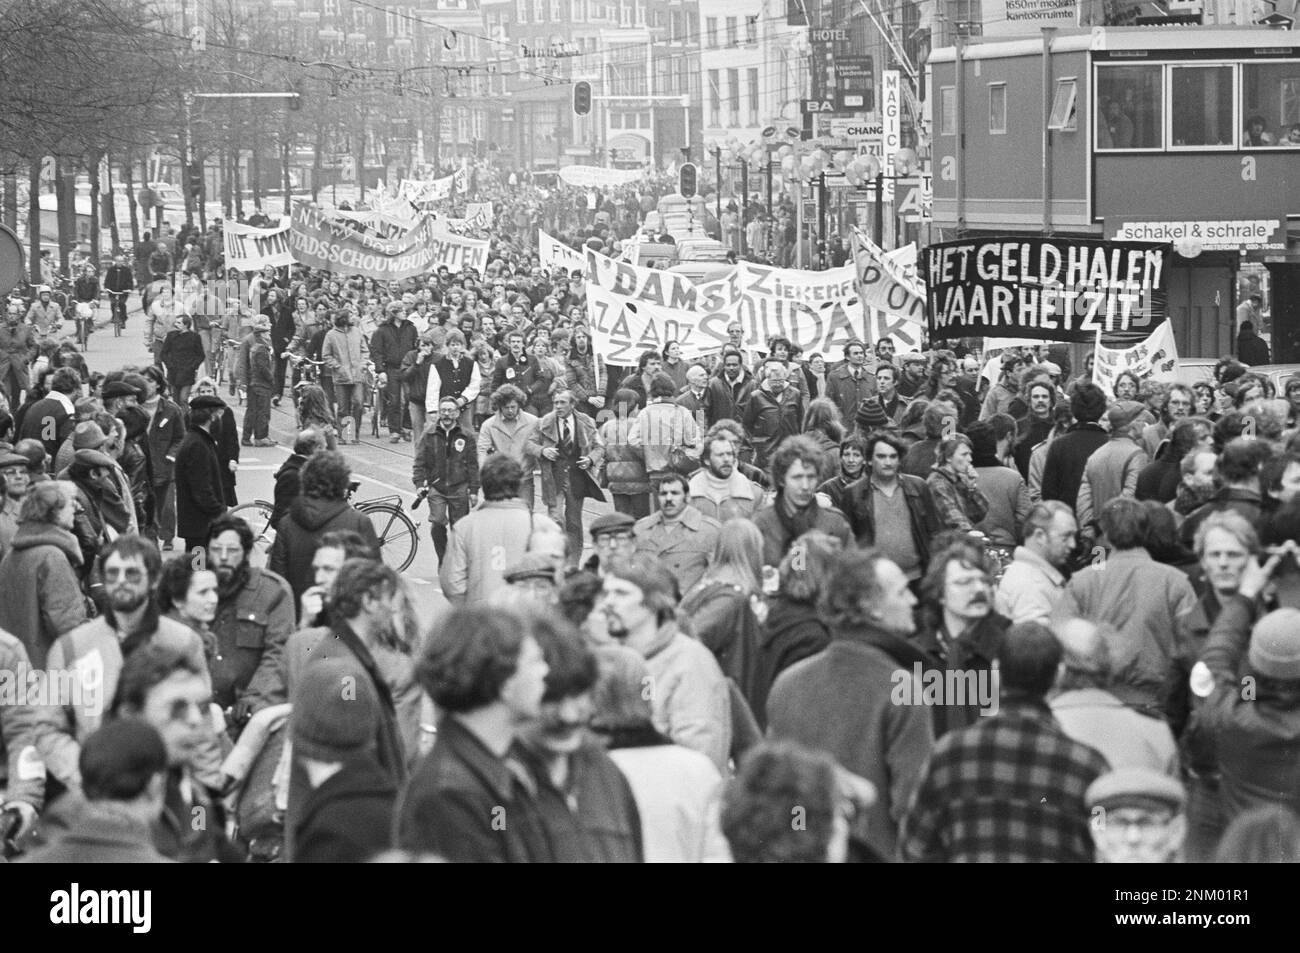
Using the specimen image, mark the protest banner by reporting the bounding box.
[289,204,488,278]
[1092,320,1179,399]
[465,202,494,225]
[223,220,293,271]
[921,236,1171,345]
[558,165,644,189]
[398,174,455,204]
[585,264,867,364]
[851,227,926,323]
[538,231,588,274]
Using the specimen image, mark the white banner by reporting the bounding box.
[584,261,866,364]
[399,174,455,204]
[223,220,294,271]
[558,165,644,189]
[1092,320,1179,399]
[851,227,926,323]
[465,202,494,225]
[538,231,588,273]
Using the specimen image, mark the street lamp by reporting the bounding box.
[844,146,920,247]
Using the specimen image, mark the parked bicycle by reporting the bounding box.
[228,480,422,572]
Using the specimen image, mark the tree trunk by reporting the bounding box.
[105,153,120,256]
[311,126,323,203]
[27,155,41,284]
[232,151,242,220]
[89,149,103,267]
[54,158,73,279]
[2,171,17,233]
[251,118,263,210]
[281,127,292,216]
[220,148,231,218]
[123,155,141,250]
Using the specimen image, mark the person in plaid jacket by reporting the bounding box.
[900,621,1110,863]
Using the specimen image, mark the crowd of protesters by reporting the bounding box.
[3,171,1300,862]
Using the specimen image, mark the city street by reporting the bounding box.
[84,300,612,619]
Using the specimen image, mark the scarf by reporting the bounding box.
[774,491,823,544]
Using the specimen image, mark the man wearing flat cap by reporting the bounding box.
[1087,768,1186,863]
[582,511,637,576]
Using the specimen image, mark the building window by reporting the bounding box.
[940,85,956,136]
[551,0,561,19]
[989,82,1006,134]
[1171,65,1234,149]
[725,16,738,46]
[708,69,721,127]
[516,0,527,20]
[748,68,760,127]
[1095,65,1161,150]
[1242,63,1300,148]
[1047,77,1076,132]
[745,14,758,45]
[706,17,718,48]
[728,67,740,126]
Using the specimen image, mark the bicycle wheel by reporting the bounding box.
[359,501,418,572]
[229,500,277,567]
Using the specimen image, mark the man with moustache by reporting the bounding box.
[28,536,209,796]
[895,352,929,400]
[1013,380,1056,479]
[911,541,1012,737]
[205,514,295,733]
[995,501,1078,625]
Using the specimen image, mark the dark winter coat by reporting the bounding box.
[174,423,227,539]
[292,756,398,863]
[0,522,87,667]
[160,329,206,389]
[268,495,380,608]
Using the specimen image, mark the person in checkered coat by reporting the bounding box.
[900,621,1110,863]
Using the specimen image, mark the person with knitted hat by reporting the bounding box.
[1086,767,1187,863]
[288,657,397,863]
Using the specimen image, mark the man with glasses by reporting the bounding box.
[28,536,209,797]
[205,515,294,734]
[1141,384,1194,458]
[0,451,31,557]
[109,644,242,862]
[1086,768,1187,863]
[583,512,638,576]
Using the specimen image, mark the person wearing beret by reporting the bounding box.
[174,395,229,554]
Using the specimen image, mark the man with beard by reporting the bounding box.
[817,434,868,511]
[1013,380,1056,479]
[28,535,209,797]
[414,396,481,565]
[912,541,1012,737]
[995,501,1078,624]
[601,555,732,772]
[875,338,896,367]
[753,434,853,570]
[1141,383,1194,458]
[686,428,764,523]
[205,514,294,733]
[843,431,943,581]
[516,619,643,862]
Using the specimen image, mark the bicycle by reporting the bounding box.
[107,289,128,337]
[74,302,94,352]
[229,481,422,572]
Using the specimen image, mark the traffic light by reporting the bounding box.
[187,161,203,199]
[679,162,697,199]
[573,80,592,116]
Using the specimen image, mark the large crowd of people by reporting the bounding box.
[2,177,1299,864]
